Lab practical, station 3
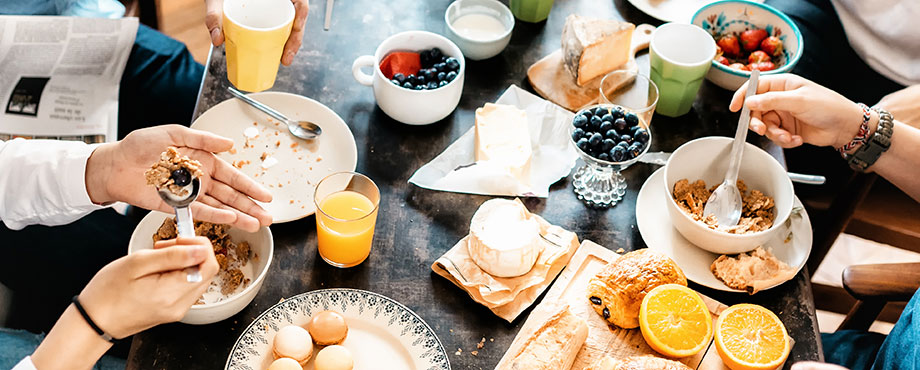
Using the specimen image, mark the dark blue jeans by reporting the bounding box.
[0,24,203,336]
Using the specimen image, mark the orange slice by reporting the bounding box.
[639,284,713,358]
[714,304,790,370]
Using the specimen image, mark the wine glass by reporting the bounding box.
[570,104,652,208]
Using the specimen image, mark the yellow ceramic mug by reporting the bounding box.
[222,0,294,92]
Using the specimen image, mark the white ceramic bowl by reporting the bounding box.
[352,31,465,125]
[691,0,803,90]
[663,137,794,254]
[444,0,514,61]
[127,211,273,325]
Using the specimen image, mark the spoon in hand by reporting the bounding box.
[228,86,322,139]
[703,69,760,228]
[156,170,202,283]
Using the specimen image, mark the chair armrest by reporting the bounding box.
[843,263,920,302]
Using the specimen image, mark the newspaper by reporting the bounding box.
[0,15,137,143]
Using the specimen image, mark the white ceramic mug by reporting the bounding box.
[352,31,465,125]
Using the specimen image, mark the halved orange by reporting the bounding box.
[714,304,790,370]
[639,284,713,358]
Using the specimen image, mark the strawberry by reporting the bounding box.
[748,61,776,71]
[717,35,741,57]
[716,56,731,66]
[378,52,420,80]
[748,50,771,64]
[760,36,784,57]
[740,29,768,51]
[728,63,748,71]
[715,45,723,57]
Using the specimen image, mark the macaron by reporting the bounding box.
[314,345,354,370]
[267,357,303,370]
[308,310,348,345]
[272,325,313,365]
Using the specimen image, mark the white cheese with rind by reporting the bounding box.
[561,15,634,86]
[474,103,532,186]
[468,198,542,277]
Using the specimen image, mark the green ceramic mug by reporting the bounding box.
[649,23,716,117]
[509,0,554,23]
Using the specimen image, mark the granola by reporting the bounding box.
[144,147,204,197]
[672,178,775,234]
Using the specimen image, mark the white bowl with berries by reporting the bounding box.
[691,0,803,90]
[352,30,465,125]
[569,104,651,208]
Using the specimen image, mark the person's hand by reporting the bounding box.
[791,361,850,370]
[85,125,273,232]
[204,0,309,66]
[729,74,866,149]
[77,237,219,339]
[877,84,920,128]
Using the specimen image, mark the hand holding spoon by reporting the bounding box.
[156,169,202,283]
[704,69,760,227]
[227,86,322,139]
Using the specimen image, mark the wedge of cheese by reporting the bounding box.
[500,305,589,370]
[468,198,542,277]
[561,15,634,86]
[474,103,532,185]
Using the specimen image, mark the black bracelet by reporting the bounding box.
[71,295,116,343]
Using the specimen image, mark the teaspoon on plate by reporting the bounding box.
[228,86,322,140]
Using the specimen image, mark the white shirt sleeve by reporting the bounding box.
[0,139,110,230]
[11,356,37,370]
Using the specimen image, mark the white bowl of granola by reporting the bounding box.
[662,137,794,255]
[127,211,273,325]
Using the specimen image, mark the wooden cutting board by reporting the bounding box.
[527,24,655,112]
[495,241,750,370]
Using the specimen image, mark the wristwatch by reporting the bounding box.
[846,108,894,172]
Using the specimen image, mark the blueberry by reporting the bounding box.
[588,132,602,146]
[427,81,438,89]
[589,115,602,130]
[572,128,586,140]
[605,129,619,139]
[445,57,460,71]
[416,75,426,85]
[602,138,615,151]
[402,81,413,89]
[614,118,627,131]
[407,74,417,85]
[170,168,191,187]
[576,137,590,152]
[629,125,641,135]
[625,112,639,126]
[391,78,400,85]
[620,134,633,145]
[611,146,626,161]
[612,107,625,119]
[616,141,629,149]
[429,48,443,62]
[414,85,424,90]
[598,153,611,161]
[573,115,588,128]
[421,69,433,81]
[434,62,447,72]
[437,71,446,81]
[601,114,614,123]
[635,128,650,143]
[393,73,406,83]
[599,121,613,133]
[446,71,457,81]
[593,107,607,116]
[628,143,642,158]
[439,80,448,87]
[419,50,434,67]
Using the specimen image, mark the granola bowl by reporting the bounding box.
[127,211,274,325]
[663,136,794,254]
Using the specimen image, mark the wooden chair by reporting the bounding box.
[837,262,920,331]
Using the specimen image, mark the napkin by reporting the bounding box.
[408,85,578,198]
[431,199,580,322]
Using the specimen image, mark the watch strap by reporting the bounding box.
[846,108,893,172]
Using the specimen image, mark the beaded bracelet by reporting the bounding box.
[72,295,116,342]
[838,103,872,154]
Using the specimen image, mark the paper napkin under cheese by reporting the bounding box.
[431,199,580,322]
[408,85,578,198]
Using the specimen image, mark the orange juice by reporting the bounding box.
[316,190,378,267]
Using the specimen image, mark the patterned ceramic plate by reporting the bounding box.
[225,289,451,370]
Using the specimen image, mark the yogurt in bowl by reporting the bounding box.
[445,0,514,60]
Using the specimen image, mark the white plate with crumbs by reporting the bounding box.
[625,0,716,22]
[224,289,451,370]
[192,92,357,223]
[636,168,812,292]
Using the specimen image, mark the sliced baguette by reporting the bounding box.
[500,305,588,370]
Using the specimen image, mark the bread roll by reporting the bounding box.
[586,249,687,328]
[500,305,588,370]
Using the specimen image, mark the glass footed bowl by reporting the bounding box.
[570,104,652,208]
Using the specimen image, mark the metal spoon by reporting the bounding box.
[157,177,202,283]
[227,86,322,139]
[704,69,760,227]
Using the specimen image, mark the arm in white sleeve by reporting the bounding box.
[12,357,37,370]
[0,139,109,230]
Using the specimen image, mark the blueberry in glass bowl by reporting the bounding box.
[569,104,652,208]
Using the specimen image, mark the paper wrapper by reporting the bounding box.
[431,199,580,322]
[408,84,578,198]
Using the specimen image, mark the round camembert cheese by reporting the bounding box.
[468,199,543,277]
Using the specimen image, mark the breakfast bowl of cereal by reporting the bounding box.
[128,211,273,325]
[663,136,794,254]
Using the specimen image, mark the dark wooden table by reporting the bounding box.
[127,0,822,368]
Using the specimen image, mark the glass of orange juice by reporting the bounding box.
[314,172,380,268]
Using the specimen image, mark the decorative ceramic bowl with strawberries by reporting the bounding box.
[691,0,803,90]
